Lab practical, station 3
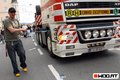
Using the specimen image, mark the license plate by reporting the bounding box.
[88,47,104,52]
[80,10,110,15]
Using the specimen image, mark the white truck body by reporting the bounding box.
[35,0,120,57]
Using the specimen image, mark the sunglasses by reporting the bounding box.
[10,11,16,13]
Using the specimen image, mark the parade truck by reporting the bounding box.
[35,0,120,57]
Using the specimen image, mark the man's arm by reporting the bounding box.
[8,26,27,33]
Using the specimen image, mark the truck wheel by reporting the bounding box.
[47,35,56,57]
[36,32,40,44]
[38,32,44,47]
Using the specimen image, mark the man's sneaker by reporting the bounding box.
[15,73,21,77]
[22,67,28,72]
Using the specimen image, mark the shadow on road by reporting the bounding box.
[53,50,119,64]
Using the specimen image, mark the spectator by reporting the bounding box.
[3,7,28,77]
[22,24,28,38]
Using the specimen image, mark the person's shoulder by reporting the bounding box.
[2,18,11,27]
[3,18,10,23]
[15,19,19,22]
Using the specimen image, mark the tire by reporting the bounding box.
[38,32,44,47]
[46,33,56,57]
[35,32,40,44]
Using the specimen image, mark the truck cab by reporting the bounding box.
[35,0,120,57]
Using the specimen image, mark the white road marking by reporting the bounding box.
[32,39,35,42]
[29,48,36,51]
[37,48,43,55]
[48,64,61,80]
[34,42,38,46]
[32,37,43,55]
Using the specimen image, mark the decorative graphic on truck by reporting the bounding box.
[56,25,78,44]
[65,9,111,17]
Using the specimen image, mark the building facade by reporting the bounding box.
[0,0,19,30]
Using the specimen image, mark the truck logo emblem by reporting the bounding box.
[113,8,119,15]
[65,3,78,7]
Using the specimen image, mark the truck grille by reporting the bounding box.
[76,21,116,43]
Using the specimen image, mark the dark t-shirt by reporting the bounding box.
[3,18,20,41]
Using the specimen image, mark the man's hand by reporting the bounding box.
[21,28,27,31]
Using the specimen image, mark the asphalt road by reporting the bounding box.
[0,33,120,80]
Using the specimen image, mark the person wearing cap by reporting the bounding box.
[3,7,28,77]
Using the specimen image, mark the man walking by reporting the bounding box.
[3,7,28,77]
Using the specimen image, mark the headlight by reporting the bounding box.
[100,30,106,37]
[58,35,67,40]
[93,30,99,38]
[107,29,113,36]
[85,31,91,39]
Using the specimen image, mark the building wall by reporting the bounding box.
[0,0,19,30]
[0,0,11,21]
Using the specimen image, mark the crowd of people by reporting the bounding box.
[21,24,32,38]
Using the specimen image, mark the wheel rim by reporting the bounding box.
[47,37,51,51]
